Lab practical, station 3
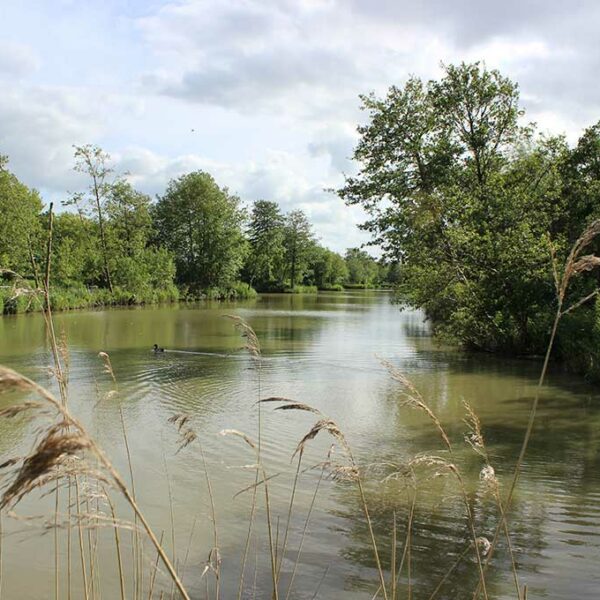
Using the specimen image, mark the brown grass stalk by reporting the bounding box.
[427,545,470,600]
[163,454,177,600]
[106,491,126,600]
[74,475,90,600]
[390,511,397,600]
[99,351,144,600]
[147,530,165,600]
[54,481,60,600]
[275,448,303,586]
[68,475,72,600]
[0,367,191,600]
[393,488,416,599]
[226,316,278,600]
[170,413,220,597]
[463,400,521,599]
[286,404,388,600]
[284,448,331,600]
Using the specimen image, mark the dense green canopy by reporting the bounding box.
[338,62,600,376]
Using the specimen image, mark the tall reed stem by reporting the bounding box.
[106,493,126,600]
[75,475,90,600]
[355,474,388,600]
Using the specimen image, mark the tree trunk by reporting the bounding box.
[93,177,114,293]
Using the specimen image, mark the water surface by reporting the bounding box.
[1,291,599,599]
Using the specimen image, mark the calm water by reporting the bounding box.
[1,291,599,599]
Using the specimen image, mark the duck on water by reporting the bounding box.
[152,344,230,358]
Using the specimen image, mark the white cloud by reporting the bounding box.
[1,0,599,251]
[112,145,369,252]
[0,42,40,78]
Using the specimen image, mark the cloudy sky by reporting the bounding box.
[1,1,599,252]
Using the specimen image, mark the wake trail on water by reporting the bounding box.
[160,349,233,358]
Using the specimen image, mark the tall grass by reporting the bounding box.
[1,219,600,599]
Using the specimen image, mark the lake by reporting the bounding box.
[0,291,599,599]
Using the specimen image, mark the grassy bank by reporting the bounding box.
[0,280,258,315]
[0,284,180,315]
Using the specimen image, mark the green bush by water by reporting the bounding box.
[1,283,180,315]
[283,284,318,294]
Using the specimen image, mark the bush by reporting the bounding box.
[230,281,258,299]
[555,298,600,381]
[0,280,40,314]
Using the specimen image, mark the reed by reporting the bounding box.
[169,414,220,597]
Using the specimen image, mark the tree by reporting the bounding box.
[338,62,565,352]
[245,200,285,289]
[153,171,247,289]
[310,247,348,289]
[431,62,524,188]
[105,181,153,259]
[104,180,177,295]
[51,213,101,286]
[0,156,43,275]
[69,145,115,292]
[560,122,600,244]
[283,210,315,288]
[345,248,379,286]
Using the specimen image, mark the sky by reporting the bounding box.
[0,0,599,253]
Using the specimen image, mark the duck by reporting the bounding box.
[153,344,165,353]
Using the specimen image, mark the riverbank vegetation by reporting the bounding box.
[339,62,600,379]
[0,151,392,315]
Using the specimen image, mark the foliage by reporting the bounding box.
[345,248,380,287]
[153,171,247,290]
[338,61,600,361]
[68,144,116,292]
[284,284,318,294]
[245,200,286,290]
[310,246,348,289]
[283,209,316,288]
[105,180,153,258]
[51,213,102,286]
[0,157,43,275]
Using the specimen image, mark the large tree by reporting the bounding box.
[51,213,101,286]
[338,62,569,352]
[153,171,247,289]
[68,145,116,292]
[245,200,285,289]
[345,248,379,286]
[283,209,315,289]
[106,181,153,259]
[310,246,348,289]
[105,180,176,294]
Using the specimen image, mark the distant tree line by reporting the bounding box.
[338,61,600,379]
[0,146,394,312]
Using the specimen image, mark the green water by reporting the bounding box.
[0,291,599,599]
